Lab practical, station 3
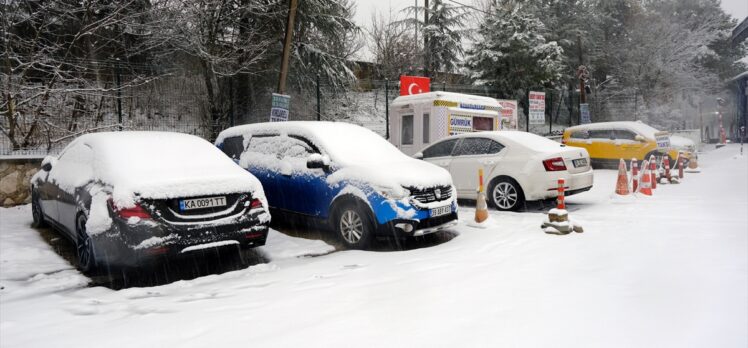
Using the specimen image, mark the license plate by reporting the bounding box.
[572,158,588,167]
[179,196,227,211]
[430,205,451,217]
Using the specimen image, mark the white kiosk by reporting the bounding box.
[389,92,513,156]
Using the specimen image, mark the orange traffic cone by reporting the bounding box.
[615,159,630,195]
[556,178,566,209]
[663,155,672,182]
[639,161,653,196]
[631,158,639,192]
[649,154,657,190]
[475,168,488,223]
[677,152,684,179]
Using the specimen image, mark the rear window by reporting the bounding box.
[220,136,245,160]
[588,129,613,140]
[570,130,589,139]
[612,130,637,141]
[423,139,458,158]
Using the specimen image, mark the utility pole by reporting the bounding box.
[423,0,430,78]
[414,0,418,52]
[115,58,122,130]
[277,0,298,94]
[576,34,587,125]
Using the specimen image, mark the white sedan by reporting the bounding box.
[415,131,594,211]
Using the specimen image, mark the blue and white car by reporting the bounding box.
[216,121,458,249]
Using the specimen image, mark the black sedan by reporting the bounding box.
[30,132,271,274]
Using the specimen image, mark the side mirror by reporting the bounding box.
[413,152,424,160]
[306,154,330,170]
[634,135,646,142]
[41,156,56,172]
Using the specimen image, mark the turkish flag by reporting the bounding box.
[400,76,431,96]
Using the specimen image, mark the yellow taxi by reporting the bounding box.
[561,121,693,168]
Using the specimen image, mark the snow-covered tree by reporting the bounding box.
[401,0,469,75]
[367,8,420,79]
[464,2,564,99]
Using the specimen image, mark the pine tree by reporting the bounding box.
[464,3,564,99]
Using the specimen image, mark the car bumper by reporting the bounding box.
[92,212,270,268]
[528,168,594,200]
[380,212,459,238]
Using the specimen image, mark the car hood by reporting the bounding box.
[326,159,453,191]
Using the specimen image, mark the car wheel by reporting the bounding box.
[335,202,373,250]
[31,193,47,228]
[488,178,525,211]
[76,214,98,274]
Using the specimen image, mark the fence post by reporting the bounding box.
[385,79,389,139]
[115,58,122,130]
[229,77,235,127]
[316,74,321,121]
[525,91,529,133]
[549,90,553,135]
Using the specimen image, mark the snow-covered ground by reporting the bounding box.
[1,145,746,347]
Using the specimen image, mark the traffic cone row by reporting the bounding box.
[616,153,697,196]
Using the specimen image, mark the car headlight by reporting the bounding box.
[376,186,410,200]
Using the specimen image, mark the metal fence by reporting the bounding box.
[3,61,661,157]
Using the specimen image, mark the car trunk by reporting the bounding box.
[142,192,253,225]
[557,149,591,174]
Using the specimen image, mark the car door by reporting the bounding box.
[421,138,460,170]
[243,134,287,209]
[278,135,332,217]
[587,129,617,162]
[55,143,95,236]
[449,137,504,198]
[613,129,644,160]
[36,160,60,224]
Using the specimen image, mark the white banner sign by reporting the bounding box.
[528,91,545,125]
[270,93,290,122]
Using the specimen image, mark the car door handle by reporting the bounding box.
[481,160,495,166]
[435,161,449,167]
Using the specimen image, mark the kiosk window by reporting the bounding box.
[423,114,430,143]
[401,115,414,145]
[473,117,494,131]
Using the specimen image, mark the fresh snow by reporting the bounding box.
[34,132,266,209]
[1,145,746,347]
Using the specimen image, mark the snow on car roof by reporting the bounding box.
[218,121,410,165]
[391,91,501,107]
[76,132,262,205]
[218,121,453,189]
[565,121,663,139]
[462,130,567,152]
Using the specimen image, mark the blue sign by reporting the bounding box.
[580,103,591,124]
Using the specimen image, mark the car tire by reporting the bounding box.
[488,177,525,211]
[31,192,47,228]
[334,201,374,250]
[76,214,99,274]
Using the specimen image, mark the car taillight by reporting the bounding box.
[543,157,567,171]
[249,199,263,209]
[111,200,152,219]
